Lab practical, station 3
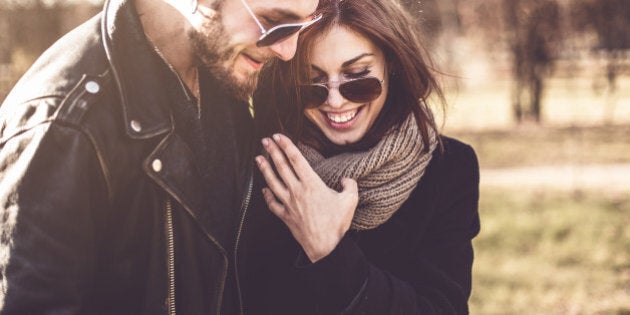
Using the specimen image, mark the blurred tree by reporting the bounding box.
[0,10,9,64]
[400,0,443,40]
[11,2,64,61]
[0,0,99,100]
[458,0,504,44]
[0,8,10,101]
[571,0,630,123]
[0,0,102,8]
[504,0,561,124]
[0,0,63,99]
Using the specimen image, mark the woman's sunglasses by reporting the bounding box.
[240,0,323,47]
[301,77,384,108]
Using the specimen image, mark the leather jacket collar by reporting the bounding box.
[102,0,190,139]
[101,0,239,250]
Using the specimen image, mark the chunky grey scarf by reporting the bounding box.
[298,114,438,230]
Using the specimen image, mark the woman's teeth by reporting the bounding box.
[326,109,358,123]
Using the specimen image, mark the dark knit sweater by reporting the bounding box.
[171,68,254,314]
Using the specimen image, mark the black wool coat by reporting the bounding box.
[239,136,481,314]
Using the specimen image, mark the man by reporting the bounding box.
[0,0,319,313]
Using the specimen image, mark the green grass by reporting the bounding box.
[470,188,630,314]
[449,113,630,313]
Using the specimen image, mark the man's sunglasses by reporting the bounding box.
[240,0,323,47]
[301,77,384,108]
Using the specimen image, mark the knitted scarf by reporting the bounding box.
[298,114,438,230]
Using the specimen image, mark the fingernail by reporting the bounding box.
[261,138,269,147]
[272,134,280,142]
[255,156,262,165]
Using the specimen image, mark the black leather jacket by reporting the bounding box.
[0,0,253,314]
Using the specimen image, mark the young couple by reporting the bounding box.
[0,0,478,313]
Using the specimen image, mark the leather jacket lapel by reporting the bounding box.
[144,131,232,252]
[102,0,233,251]
[102,0,176,139]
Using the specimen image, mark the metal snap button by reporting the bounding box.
[85,81,100,94]
[130,120,142,133]
[152,159,163,172]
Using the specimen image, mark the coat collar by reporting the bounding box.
[102,0,191,139]
[101,0,246,250]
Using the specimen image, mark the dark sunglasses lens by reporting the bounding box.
[256,25,302,47]
[339,78,382,103]
[302,85,328,108]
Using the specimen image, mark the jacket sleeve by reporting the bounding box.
[0,122,109,314]
[295,142,480,314]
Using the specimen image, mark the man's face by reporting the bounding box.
[188,0,319,101]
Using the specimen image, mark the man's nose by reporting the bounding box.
[267,33,300,61]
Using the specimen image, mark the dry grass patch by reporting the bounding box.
[448,125,630,169]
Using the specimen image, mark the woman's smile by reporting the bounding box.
[321,105,364,129]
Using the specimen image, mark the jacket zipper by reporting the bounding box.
[165,198,177,315]
[233,172,254,315]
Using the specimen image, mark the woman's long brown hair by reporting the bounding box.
[254,0,445,154]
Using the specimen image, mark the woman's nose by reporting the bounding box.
[326,84,346,108]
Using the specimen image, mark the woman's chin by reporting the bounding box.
[324,130,364,146]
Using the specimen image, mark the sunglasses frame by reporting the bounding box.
[239,0,323,47]
[301,76,385,108]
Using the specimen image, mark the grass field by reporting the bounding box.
[470,188,630,314]
[451,124,630,314]
[441,74,630,314]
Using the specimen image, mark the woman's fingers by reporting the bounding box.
[261,137,300,188]
[255,155,290,202]
[271,134,319,183]
[340,178,359,200]
[339,178,359,229]
[262,187,286,218]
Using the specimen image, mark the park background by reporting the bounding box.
[0,0,628,314]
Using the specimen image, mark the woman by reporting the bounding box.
[242,0,480,313]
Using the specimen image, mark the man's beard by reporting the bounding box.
[188,17,259,101]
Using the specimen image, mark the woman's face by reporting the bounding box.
[304,26,388,146]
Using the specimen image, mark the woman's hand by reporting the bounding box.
[256,134,359,263]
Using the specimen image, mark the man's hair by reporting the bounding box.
[254,0,444,153]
